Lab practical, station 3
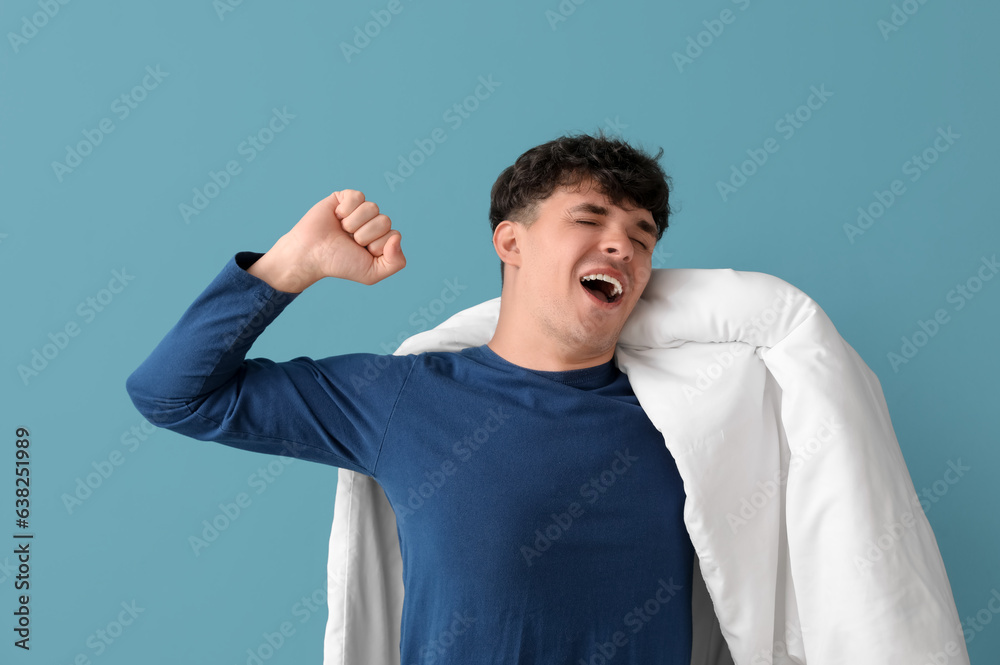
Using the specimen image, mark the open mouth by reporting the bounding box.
[580,273,623,305]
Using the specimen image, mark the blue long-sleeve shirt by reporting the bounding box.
[126,252,696,664]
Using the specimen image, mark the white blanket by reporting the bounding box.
[323,267,969,665]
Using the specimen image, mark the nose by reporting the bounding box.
[599,226,634,261]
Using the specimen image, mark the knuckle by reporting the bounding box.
[339,189,364,206]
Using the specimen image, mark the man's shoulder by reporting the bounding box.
[389,345,496,377]
[322,347,477,375]
[399,346,481,366]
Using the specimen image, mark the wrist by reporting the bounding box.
[246,241,317,294]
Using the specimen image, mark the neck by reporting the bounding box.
[486,294,617,372]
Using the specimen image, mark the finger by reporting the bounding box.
[309,191,342,223]
[375,232,406,276]
[340,200,380,234]
[353,214,391,247]
[334,189,366,221]
[367,230,399,256]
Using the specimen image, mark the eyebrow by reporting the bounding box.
[566,202,657,238]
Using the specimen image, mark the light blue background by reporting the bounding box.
[2,0,998,662]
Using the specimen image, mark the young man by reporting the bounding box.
[126,132,693,662]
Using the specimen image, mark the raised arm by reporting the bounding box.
[124,190,413,476]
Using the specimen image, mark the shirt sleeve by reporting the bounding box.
[124,251,417,477]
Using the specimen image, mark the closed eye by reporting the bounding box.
[575,219,648,249]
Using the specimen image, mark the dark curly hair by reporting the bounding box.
[489,129,673,283]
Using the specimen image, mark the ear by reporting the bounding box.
[493,221,522,270]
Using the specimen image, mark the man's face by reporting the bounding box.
[498,177,657,358]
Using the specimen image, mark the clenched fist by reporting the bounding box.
[248,189,406,292]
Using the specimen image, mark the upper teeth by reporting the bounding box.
[581,273,622,298]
